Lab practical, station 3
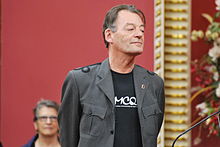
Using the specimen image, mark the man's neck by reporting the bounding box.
[109,52,135,74]
[35,134,60,147]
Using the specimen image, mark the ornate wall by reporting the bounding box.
[155,0,191,146]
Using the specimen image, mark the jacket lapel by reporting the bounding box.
[133,65,148,108]
[96,59,115,105]
[96,59,150,107]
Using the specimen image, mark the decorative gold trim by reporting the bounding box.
[156,0,161,6]
[156,52,161,59]
[156,9,162,16]
[165,25,187,30]
[165,34,187,39]
[162,0,191,146]
[165,77,187,81]
[165,128,186,132]
[156,63,161,70]
[166,103,187,106]
[165,119,187,124]
[165,93,187,98]
[166,110,187,115]
[165,85,187,89]
[156,42,161,48]
[165,8,187,13]
[156,31,162,38]
[156,20,161,27]
[165,145,187,147]
[165,17,187,21]
[157,138,161,144]
[165,137,187,141]
[165,0,187,4]
[165,43,187,47]
[165,51,187,55]
[165,68,187,72]
[165,60,187,64]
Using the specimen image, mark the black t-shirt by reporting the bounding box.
[111,70,142,147]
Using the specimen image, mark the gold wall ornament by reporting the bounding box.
[156,20,162,27]
[156,31,162,38]
[165,51,187,55]
[165,119,187,124]
[165,85,187,89]
[165,136,187,141]
[157,138,161,144]
[156,0,161,6]
[155,0,191,146]
[165,17,187,21]
[164,144,187,147]
[165,8,187,13]
[166,110,187,115]
[156,63,161,69]
[165,25,187,30]
[165,0,187,4]
[156,52,161,59]
[157,9,162,16]
[165,59,187,64]
[165,128,186,132]
[166,102,187,107]
[165,93,187,98]
[165,68,187,72]
[165,34,187,39]
[165,42,187,47]
[165,76,187,81]
[156,41,161,48]
[154,1,165,146]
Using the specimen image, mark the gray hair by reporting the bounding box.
[102,4,146,48]
[33,99,60,121]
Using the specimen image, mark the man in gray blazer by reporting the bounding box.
[59,4,165,147]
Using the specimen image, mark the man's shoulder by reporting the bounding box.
[72,62,102,74]
[135,65,156,76]
[135,65,163,82]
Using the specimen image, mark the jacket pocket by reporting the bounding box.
[141,103,162,136]
[80,103,107,137]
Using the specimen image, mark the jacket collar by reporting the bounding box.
[96,58,149,108]
[96,58,115,105]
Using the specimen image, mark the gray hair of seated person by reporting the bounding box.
[33,99,59,121]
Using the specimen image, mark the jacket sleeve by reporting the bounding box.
[58,70,81,147]
[157,77,165,133]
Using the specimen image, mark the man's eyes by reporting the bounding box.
[126,27,135,31]
[126,28,145,33]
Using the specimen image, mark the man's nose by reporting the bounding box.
[135,29,144,39]
[46,118,52,123]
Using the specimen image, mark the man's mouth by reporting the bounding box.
[131,42,143,46]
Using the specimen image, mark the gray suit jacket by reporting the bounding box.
[59,58,165,147]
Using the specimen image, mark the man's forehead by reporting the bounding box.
[116,10,145,25]
[125,23,145,28]
[38,106,57,113]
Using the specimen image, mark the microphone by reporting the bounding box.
[172,109,220,147]
[218,112,220,128]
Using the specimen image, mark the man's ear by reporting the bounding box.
[104,28,113,44]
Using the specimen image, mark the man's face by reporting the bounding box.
[34,106,59,137]
[110,10,145,55]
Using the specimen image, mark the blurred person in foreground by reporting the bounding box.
[23,99,60,147]
[59,4,165,147]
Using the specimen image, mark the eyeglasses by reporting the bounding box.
[37,116,58,122]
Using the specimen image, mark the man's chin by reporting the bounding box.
[130,49,143,55]
[127,51,143,56]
